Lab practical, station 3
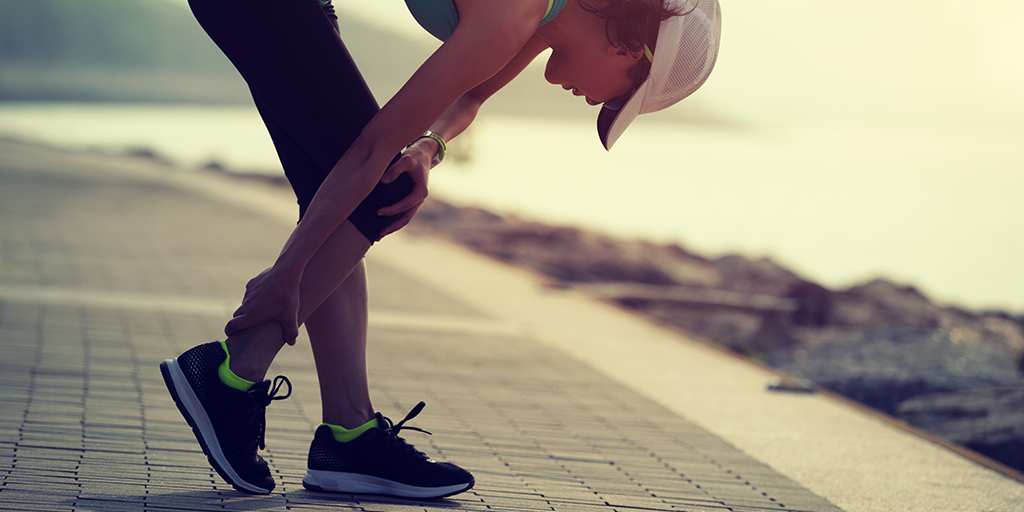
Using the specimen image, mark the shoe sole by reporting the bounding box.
[302,469,474,499]
[160,358,272,494]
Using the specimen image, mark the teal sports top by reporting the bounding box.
[404,0,567,41]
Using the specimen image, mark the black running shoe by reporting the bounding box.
[160,341,291,494]
[303,402,474,499]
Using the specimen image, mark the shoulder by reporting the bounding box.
[454,0,549,26]
[445,0,551,53]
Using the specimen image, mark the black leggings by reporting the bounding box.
[188,0,413,242]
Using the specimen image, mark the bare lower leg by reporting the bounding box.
[224,324,285,382]
[225,220,372,382]
[305,260,374,428]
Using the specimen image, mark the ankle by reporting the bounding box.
[218,340,256,391]
[322,407,375,430]
[224,326,284,382]
[323,416,377,442]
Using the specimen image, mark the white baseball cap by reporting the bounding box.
[597,0,722,150]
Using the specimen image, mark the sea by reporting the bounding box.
[1,0,1022,313]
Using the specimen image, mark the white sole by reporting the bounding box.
[162,357,270,494]
[302,469,471,499]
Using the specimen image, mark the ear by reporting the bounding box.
[607,43,644,61]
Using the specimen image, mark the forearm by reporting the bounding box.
[272,96,476,274]
[273,136,393,276]
[414,34,548,158]
[408,93,484,162]
[270,12,541,278]
[435,93,483,142]
[271,94,480,276]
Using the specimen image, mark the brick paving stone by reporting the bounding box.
[0,143,847,512]
[0,497,77,512]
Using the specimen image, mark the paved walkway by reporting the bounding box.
[1,138,1022,512]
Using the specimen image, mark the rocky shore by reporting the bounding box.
[407,198,1024,473]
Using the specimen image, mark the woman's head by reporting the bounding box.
[578,0,686,100]
[538,0,684,106]
[537,0,721,148]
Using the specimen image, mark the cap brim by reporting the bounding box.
[597,78,650,151]
[596,0,721,150]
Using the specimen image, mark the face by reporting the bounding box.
[540,8,643,106]
[544,44,639,105]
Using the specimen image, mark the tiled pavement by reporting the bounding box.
[0,141,847,511]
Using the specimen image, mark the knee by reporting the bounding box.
[347,172,415,243]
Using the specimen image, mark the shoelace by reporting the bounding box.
[376,401,433,459]
[378,401,432,436]
[251,375,292,450]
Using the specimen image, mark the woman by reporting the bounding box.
[160,0,720,500]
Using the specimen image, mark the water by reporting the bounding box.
[0,103,280,172]
[1,102,1021,314]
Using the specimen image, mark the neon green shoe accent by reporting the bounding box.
[323,417,378,443]
[217,339,255,392]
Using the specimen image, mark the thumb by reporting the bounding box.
[282,318,300,346]
[225,314,256,337]
[381,157,409,184]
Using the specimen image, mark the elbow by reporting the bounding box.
[462,92,485,114]
[346,133,375,165]
[354,123,414,166]
[349,131,394,171]
[327,133,392,186]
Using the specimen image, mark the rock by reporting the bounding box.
[411,199,720,286]
[768,330,1022,415]
[749,312,799,353]
[788,281,833,326]
[767,376,817,393]
[896,384,1024,471]
[712,254,806,296]
[830,279,942,330]
[646,306,765,350]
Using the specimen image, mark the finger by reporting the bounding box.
[378,205,421,239]
[380,158,410,185]
[378,215,410,239]
[377,186,426,216]
[225,314,256,337]
[282,318,300,346]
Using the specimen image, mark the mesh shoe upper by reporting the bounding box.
[307,403,473,490]
[164,341,291,493]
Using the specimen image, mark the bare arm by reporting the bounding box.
[228,2,549,342]
[274,3,547,272]
[376,34,552,233]
[427,34,552,149]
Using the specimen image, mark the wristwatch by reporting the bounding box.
[418,131,446,167]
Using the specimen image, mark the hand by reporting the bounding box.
[225,266,302,345]
[376,139,433,239]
